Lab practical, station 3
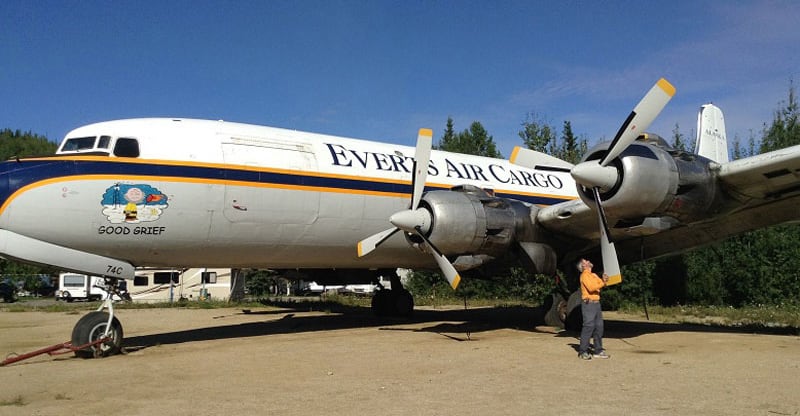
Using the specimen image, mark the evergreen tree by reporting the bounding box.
[0,129,57,160]
[671,123,690,152]
[760,80,799,152]
[518,114,587,164]
[436,119,502,158]
[438,117,457,152]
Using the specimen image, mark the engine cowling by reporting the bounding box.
[408,186,532,259]
[580,135,719,225]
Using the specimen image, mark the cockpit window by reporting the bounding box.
[113,138,140,157]
[60,136,97,152]
[97,135,111,149]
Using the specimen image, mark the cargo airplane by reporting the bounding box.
[2,78,799,358]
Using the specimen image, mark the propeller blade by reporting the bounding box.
[413,227,461,290]
[357,227,400,257]
[591,187,622,285]
[411,128,433,210]
[509,146,574,171]
[600,78,676,167]
[357,128,432,257]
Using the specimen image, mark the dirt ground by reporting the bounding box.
[1,303,798,416]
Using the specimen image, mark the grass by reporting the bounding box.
[619,303,800,329]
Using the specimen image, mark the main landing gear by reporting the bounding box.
[371,273,414,317]
[541,273,583,331]
[70,277,126,358]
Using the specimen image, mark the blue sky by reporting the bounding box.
[3,0,799,156]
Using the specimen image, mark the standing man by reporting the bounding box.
[577,258,610,360]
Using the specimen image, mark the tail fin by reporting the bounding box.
[695,103,729,163]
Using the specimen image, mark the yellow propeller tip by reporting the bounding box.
[450,274,462,290]
[418,128,433,137]
[657,78,676,97]
[606,274,623,286]
[509,146,520,163]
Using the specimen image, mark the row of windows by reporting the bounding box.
[132,272,217,286]
[59,135,140,158]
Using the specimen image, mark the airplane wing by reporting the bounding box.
[535,143,800,265]
[716,143,800,201]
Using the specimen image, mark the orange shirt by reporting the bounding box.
[580,269,605,301]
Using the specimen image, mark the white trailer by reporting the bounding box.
[128,268,232,302]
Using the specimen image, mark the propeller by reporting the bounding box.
[357,128,462,290]
[573,78,675,284]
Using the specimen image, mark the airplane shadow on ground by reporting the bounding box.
[122,300,799,353]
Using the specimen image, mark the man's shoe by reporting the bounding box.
[578,352,592,360]
[592,350,610,359]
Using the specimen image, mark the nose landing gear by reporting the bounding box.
[70,277,126,358]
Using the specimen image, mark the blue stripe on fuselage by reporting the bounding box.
[0,158,569,207]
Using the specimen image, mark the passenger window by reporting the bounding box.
[114,138,140,157]
[97,135,111,149]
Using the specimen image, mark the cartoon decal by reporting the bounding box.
[101,184,168,224]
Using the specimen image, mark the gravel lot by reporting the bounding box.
[1,304,798,416]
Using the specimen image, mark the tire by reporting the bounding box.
[371,290,391,316]
[543,292,567,328]
[371,290,414,317]
[71,311,123,358]
[393,290,414,318]
[564,290,583,332]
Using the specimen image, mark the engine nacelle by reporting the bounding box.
[410,186,532,258]
[580,135,719,225]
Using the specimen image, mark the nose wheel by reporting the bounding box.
[70,277,125,358]
[71,311,123,358]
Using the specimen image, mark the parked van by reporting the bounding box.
[56,273,108,302]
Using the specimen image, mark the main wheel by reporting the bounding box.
[71,311,123,358]
[564,290,583,331]
[393,290,414,318]
[543,292,568,328]
[371,290,391,316]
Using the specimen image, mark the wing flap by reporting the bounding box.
[717,144,800,200]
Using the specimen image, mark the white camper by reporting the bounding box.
[128,268,232,302]
[56,273,108,302]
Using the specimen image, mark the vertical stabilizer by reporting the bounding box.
[695,103,729,163]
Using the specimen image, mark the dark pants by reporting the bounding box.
[579,301,604,354]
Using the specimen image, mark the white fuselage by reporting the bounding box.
[0,118,577,272]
